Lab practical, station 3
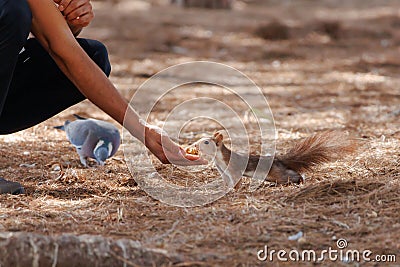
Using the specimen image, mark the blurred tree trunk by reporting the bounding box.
[171,0,234,9]
[0,232,181,267]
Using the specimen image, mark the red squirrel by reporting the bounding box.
[186,131,355,187]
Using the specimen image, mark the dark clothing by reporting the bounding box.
[0,177,24,194]
[0,0,111,134]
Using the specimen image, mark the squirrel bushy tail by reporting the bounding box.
[268,131,355,184]
[278,131,355,172]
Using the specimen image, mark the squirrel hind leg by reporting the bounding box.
[267,160,303,185]
[280,169,304,184]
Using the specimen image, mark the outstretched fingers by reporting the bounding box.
[145,126,207,166]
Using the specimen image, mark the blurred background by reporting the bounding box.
[83,0,400,105]
[86,0,400,63]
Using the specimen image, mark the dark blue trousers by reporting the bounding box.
[0,0,111,134]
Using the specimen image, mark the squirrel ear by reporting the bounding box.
[213,131,224,146]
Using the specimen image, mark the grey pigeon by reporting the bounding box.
[55,115,121,167]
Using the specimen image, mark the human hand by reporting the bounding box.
[54,0,94,28]
[144,125,208,166]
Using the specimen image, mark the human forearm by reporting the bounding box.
[27,0,204,165]
[50,48,202,164]
[50,49,145,139]
[28,0,144,138]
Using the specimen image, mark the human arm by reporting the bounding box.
[27,0,205,165]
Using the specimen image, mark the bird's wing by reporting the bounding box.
[64,120,95,148]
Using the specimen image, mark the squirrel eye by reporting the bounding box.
[204,140,209,145]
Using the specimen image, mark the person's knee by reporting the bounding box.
[78,39,111,77]
[92,41,111,77]
[94,41,111,77]
[0,0,32,47]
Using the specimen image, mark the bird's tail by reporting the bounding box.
[277,131,356,173]
[53,125,64,130]
[54,120,71,131]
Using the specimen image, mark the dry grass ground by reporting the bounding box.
[1,0,400,266]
